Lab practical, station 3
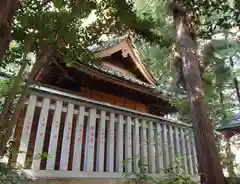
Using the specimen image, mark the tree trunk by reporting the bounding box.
[0,0,19,64]
[0,38,31,155]
[172,3,225,184]
[0,55,28,156]
[0,83,28,156]
[0,54,28,128]
[0,44,52,155]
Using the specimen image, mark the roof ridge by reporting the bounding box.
[87,34,129,53]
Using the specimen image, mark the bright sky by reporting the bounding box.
[81,10,97,27]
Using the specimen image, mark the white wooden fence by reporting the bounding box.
[14,86,198,178]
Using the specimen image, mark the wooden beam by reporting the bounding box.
[94,37,157,86]
[125,39,157,86]
[72,63,166,101]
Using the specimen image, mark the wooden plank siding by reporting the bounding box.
[10,87,197,178]
[80,87,147,113]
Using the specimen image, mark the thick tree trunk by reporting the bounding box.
[172,3,225,184]
[0,0,19,64]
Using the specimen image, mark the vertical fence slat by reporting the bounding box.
[180,128,188,174]
[107,112,115,172]
[96,110,106,172]
[60,103,74,170]
[133,118,140,173]
[86,108,97,171]
[116,114,124,172]
[169,125,176,172]
[155,123,163,174]
[192,139,198,174]
[140,120,148,172]
[186,131,194,175]
[47,101,62,170]
[72,106,85,171]
[175,127,181,173]
[148,121,155,174]
[125,116,132,173]
[32,98,50,170]
[17,95,37,167]
[83,121,89,171]
[163,124,169,169]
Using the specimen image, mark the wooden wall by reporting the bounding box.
[80,87,147,113]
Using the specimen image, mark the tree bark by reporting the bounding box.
[0,0,19,64]
[172,3,225,184]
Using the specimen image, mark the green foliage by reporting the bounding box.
[201,36,240,121]
[171,97,191,122]
[0,163,29,184]
[0,0,240,183]
[123,158,198,184]
[0,79,10,97]
[123,129,197,183]
[132,0,176,100]
[34,152,52,160]
[0,1,172,182]
[180,0,240,38]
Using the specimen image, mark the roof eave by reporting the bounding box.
[93,37,157,87]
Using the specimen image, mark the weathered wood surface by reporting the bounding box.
[13,86,196,177]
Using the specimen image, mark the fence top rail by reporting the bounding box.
[28,85,192,128]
